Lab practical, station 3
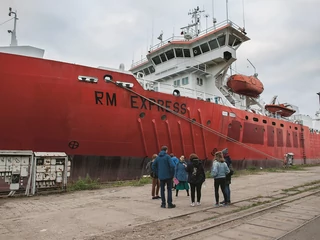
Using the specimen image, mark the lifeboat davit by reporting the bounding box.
[265,104,296,117]
[227,74,264,98]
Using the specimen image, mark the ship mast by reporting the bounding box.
[8,7,18,46]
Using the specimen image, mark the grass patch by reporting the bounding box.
[111,177,153,187]
[68,175,101,191]
[68,175,153,192]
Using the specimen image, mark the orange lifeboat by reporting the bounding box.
[265,104,296,117]
[227,74,264,98]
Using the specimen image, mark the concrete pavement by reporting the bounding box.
[0,166,319,240]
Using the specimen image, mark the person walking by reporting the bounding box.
[211,151,230,207]
[174,155,189,197]
[152,146,176,208]
[146,154,160,200]
[186,153,206,207]
[222,148,234,204]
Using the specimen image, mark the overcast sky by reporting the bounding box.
[0,0,319,116]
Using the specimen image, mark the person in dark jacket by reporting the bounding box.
[146,153,160,199]
[186,153,206,207]
[222,148,234,204]
[152,146,176,208]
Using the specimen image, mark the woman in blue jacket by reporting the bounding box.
[174,155,189,197]
[211,151,230,207]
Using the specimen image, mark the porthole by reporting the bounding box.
[245,116,249,120]
[253,117,259,122]
[294,127,298,130]
[161,115,167,120]
[206,120,211,126]
[104,75,113,82]
[263,120,267,124]
[139,112,145,118]
[280,124,284,127]
[289,126,292,129]
[272,122,276,126]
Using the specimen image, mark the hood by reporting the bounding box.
[191,158,200,166]
[158,150,167,157]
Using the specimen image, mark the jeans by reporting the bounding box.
[160,178,173,206]
[189,182,203,203]
[214,178,227,204]
[225,184,230,203]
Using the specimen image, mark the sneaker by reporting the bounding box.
[190,202,195,207]
[196,202,201,206]
[220,201,225,204]
[168,204,176,209]
[152,196,158,199]
[215,203,222,207]
[161,204,166,208]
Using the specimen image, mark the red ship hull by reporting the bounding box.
[1,53,320,181]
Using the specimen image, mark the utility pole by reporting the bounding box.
[8,7,18,46]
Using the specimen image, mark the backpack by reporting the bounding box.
[146,161,156,178]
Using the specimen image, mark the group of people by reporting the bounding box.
[146,146,234,208]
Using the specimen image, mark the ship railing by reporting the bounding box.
[137,78,228,105]
[149,20,242,52]
[131,20,243,68]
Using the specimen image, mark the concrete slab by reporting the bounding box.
[232,223,286,238]
[218,228,274,240]
[247,217,299,231]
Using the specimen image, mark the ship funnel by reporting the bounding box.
[119,63,125,71]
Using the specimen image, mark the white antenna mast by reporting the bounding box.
[212,0,217,28]
[242,0,246,31]
[204,14,209,33]
[151,17,154,50]
[226,0,229,23]
[8,7,18,46]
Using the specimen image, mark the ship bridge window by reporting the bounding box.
[160,53,167,62]
[208,39,219,50]
[217,34,226,47]
[183,49,191,57]
[148,66,155,73]
[182,77,189,85]
[143,68,150,76]
[175,48,183,57]
[200,43,210,53]
[165,49,175,60]
[152,55,161,65]
[193,46,202,56]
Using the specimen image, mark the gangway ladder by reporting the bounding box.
[300,127,307,164]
